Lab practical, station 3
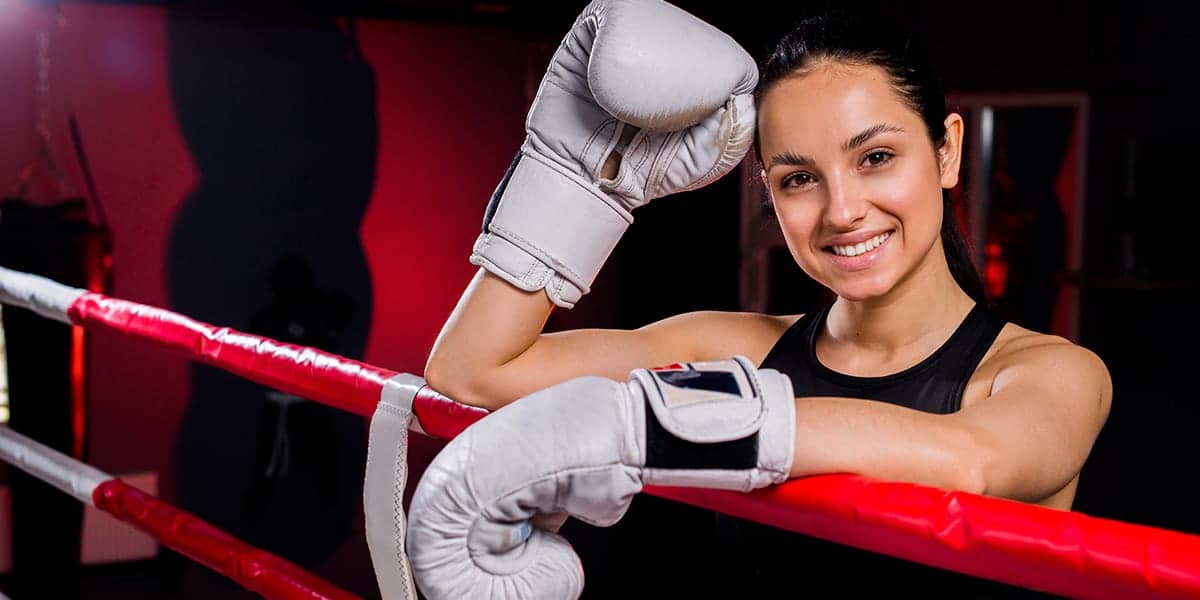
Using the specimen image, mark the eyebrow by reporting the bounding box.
[844,123,904,153]
[766,122,906,172]
[765,150,812,171]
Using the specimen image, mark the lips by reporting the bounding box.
[822,229,894,271]
[827,231,892,257]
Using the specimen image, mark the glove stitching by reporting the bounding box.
[628,133,654,199]
[697,99,745,187]
[471,244,542,290]
[550,276,566,301]
[481,225,558,284]
[645,130,683,199]
[701,107,736,185]
[542,77,600,119]
[517,254,542,284]
[547,277,577,309]
[491,223,587,284]
[470,254,544,293]
[581,118,618,178]
[581,127,601,176]
[733,356,763,397]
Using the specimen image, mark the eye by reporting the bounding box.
[862,150,895,168]
[780,171,816,189]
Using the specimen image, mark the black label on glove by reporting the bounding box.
[644,398,759,470]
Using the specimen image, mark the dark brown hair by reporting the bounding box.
[756,13,986,304]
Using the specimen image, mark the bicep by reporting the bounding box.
[953,345,1112,502]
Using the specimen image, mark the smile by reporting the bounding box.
[827,231,892,257]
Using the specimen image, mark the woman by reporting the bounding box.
[422,6,1111,596]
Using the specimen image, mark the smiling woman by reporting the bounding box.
[420,3,1112,597]
[718,12,1113,595]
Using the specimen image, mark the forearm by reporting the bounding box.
[425,269,554,406]
[789,396,986,494]
[427,269,707,408]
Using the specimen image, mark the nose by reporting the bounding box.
[822,172,869,230]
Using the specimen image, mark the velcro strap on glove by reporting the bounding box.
[629,356,795,491]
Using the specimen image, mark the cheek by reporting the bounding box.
[772,201,827,280]
[869,165,942,230]
[773,200,818,249]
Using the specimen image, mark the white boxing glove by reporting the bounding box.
[406,357,795,599]
[470,0,758,308]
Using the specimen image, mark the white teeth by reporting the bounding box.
[831,231,891,257]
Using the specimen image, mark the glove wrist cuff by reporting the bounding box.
[632,357,796,491]
[470,234,583,308]
[475,153,632,304]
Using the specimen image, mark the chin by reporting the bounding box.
[824,273,897,302]
[832,287,887,303]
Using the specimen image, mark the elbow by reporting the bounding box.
[955,454,989,497]
[927,424,990,496]
[422,348,452,393]
[950,428,993,497]
[424,353,503,411]
[422,355,453,400]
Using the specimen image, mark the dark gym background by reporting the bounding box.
[0,1,1193,597]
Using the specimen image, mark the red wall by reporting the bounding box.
[1,2,529,498]
[356,18,529,379]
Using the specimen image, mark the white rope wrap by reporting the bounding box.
[0,425,109,505]
[0,265,86,324]
[364,373,426,600]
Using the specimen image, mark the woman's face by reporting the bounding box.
[757,62,962,302]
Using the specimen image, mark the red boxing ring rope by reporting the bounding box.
[2,265,1199,598]
[0,426,358,600]
[67,290,485,439]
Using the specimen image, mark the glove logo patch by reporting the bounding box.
[655,370,741,396]
[649,363,753,409]
[639,358,765,468]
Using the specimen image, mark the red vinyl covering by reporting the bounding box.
[61,287,1200,597]
[93,479,359,600]
[411,386,487,439]
[67,292,392,418]
[647,476,1200,599]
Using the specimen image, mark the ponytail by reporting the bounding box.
[939,190,987,304]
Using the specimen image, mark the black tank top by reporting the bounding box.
[717,303,1062,598]
[761,302,1004,413]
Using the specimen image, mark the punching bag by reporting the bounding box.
[0,196,109,597]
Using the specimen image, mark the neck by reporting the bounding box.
[826,240,976,353]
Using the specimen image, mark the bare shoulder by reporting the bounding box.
[959,323,1113,506]
[638,310,802,365]
[984,323,1113,401]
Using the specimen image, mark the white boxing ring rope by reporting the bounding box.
[0,424,358,599]
[1,264,1199,599]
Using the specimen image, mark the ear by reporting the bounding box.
[938,112,965,189]
[759,168,776,204]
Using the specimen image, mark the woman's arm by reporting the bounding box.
[787,340,1112,502]
[425,269,792,410]
[952,341,1112,501]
